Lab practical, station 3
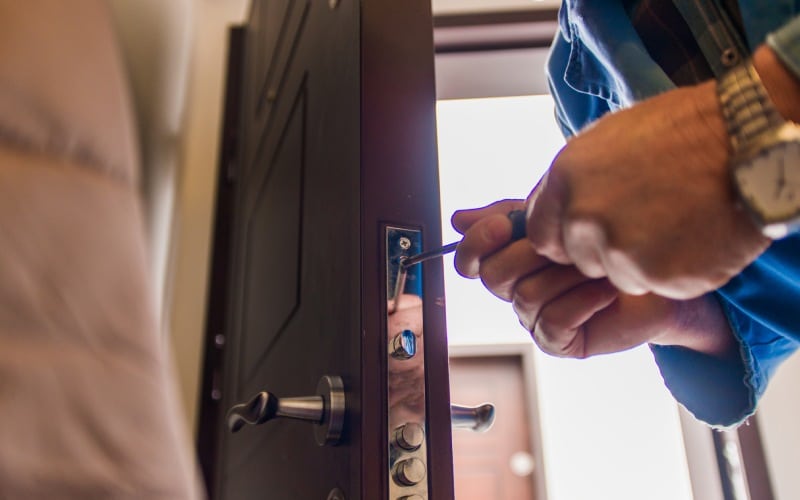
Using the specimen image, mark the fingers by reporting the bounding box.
[454,212,518,278]
[527,289,683,359]
[528,170,650,295]
[451,199,524,234]
[526,171,571,264]
[511,264,608,332]
[562,219,649,295]
[528,279,619,358]
[478,240,550,301]
[580,294,679,355]
[452,197,550,304]
[561,217,607,278]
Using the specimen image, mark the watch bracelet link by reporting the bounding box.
[717,60,785,152]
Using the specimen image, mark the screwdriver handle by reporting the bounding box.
[507,209,527,242]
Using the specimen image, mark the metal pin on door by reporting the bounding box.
[386,226,498,500]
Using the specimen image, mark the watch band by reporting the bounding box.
[717,60,786,153]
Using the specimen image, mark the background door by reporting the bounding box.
[450,355,537,499]
[196,1,454,499]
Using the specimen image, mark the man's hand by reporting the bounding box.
[526,80,770,300]
[453,201,737,359]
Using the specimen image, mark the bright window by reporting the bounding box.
[437,95,695,500]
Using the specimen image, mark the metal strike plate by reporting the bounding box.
[385,226,428,500]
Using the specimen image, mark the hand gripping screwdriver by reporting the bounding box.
[389,209,527,310]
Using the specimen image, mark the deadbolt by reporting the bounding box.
[393,458,426,487]
[393,423,425,451]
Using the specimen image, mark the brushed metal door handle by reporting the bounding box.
[451,403,495,432]
[226,375,346,446]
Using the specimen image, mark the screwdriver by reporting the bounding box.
[389,209,527,311]
[401,209,527,270]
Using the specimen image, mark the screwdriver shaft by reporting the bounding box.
[399,241,459,270]
[399,209,527,270]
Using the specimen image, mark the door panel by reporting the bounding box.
[253,0,308,119]
[239,88,305,384]
[198,1,454,499]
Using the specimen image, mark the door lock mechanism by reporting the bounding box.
[226,375,346,446]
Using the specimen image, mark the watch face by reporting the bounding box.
[734,140,800,226]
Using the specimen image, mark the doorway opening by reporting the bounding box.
[436,94,695,500]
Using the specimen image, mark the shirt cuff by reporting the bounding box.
[766,16,800,83]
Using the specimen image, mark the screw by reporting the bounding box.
[721,48,739,67]
[398,237,412,250]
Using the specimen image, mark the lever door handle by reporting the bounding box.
[226,375,346,446]
[451,403,495,432]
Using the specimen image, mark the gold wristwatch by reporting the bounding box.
[717,60,800,239]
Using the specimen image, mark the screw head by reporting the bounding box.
[398,237,412,250]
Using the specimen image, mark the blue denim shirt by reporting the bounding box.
[547,0,800,426]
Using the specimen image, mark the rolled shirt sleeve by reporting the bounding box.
[651,234,800,427]
[767,15,800,82]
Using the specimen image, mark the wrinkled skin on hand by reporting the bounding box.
[453,200,735,359]
[526,80,770,300]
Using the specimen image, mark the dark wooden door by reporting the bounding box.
[197,1,454,499]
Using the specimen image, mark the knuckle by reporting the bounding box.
[537,310,568,343]
[511,280,539,311]
[529,234,561,259]
[479,273,512,302]
[538,307,568,332]
[453,255,476,279]
[453,243,480,279]
[478,254,519,301]
[535,315,585,359]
